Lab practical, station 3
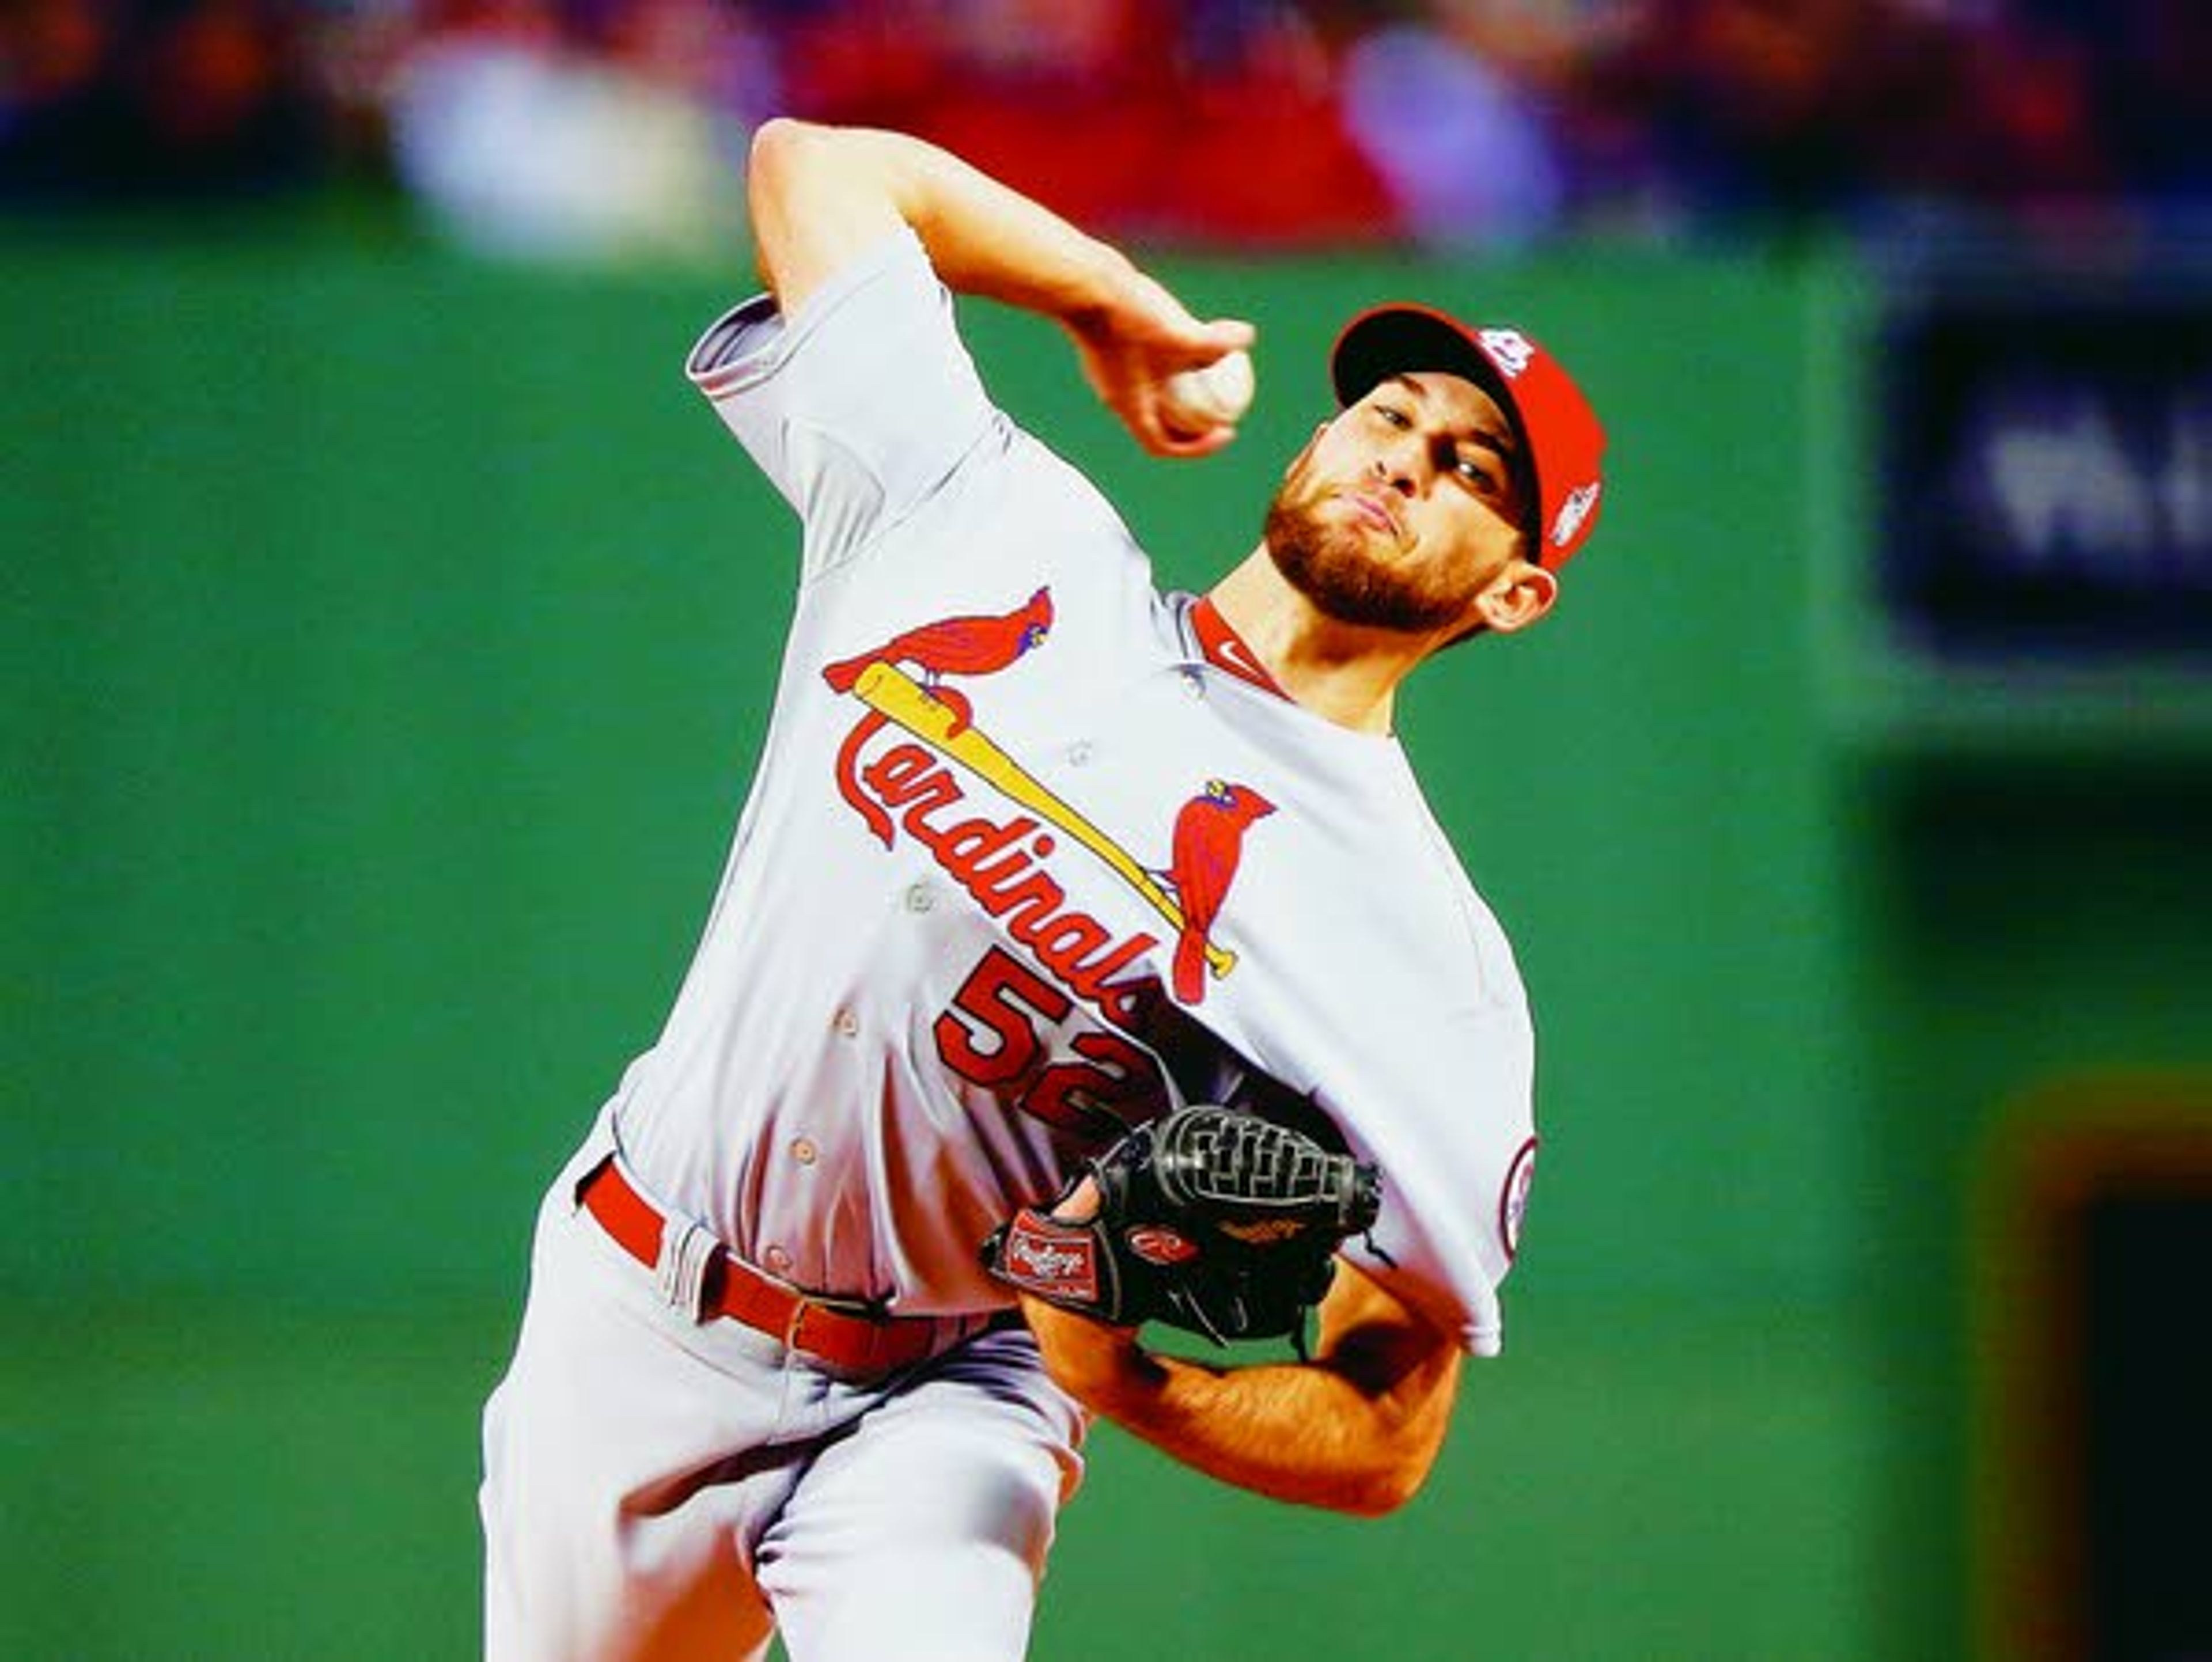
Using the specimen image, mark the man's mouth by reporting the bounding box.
[1346,492,1400,541]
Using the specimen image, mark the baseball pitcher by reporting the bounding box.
[479,117,1607,1661]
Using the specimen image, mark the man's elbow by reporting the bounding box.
[1334,1442,1442,1518]
[745,119,919,308]
[1317,1330,1460,1517]
[747,117,831,201]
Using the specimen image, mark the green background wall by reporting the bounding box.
[5,219,2205,1659]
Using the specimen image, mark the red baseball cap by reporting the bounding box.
[1330,305,1607,570]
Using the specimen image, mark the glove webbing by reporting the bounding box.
[1156,1110,1381,1232]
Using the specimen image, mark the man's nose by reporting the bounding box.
[1372,448,1421,495]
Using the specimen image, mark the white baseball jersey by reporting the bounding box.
[610,224,1537,1357]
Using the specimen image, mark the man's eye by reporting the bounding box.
[1376,406,1410,427]
[1456,458,1495,490]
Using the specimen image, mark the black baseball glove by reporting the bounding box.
[981,1105,1382,1347]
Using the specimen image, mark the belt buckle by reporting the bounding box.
[783,1291,906,1376]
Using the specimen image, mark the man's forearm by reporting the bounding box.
[1082,1346,1440,1516]
[746,118,1252,457]
[1019,1267,1462,1517]
[748,119,1131,327]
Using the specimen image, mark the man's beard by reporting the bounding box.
[1262,477,1469,635]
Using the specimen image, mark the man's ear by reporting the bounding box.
[1474,560,1558,634]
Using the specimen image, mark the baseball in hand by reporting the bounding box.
[1159,350,1255,435]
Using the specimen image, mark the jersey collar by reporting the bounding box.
[1190,596,1289,701]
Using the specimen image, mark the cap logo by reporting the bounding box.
[1478,328,1536,378]
[1550,480,1600,548]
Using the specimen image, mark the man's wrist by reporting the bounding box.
[1053,242,1142,336]
[1017,1293,1159,1410]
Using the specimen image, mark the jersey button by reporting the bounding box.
[763,1244,793,1275]
[832,1008,859,1038]
[903,882,937,914]
[790,1137,817,1166]
[1066,739,1094,767]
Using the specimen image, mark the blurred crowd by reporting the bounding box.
[2,0,2208,257]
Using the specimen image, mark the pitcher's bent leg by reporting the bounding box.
[755,1327,1086,1662]
[480,1180,786,1662]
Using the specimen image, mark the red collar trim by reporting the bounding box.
[1191,597,1288,700]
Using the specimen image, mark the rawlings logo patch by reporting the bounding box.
[1124,1225,1200,1266]
[1003,1213,1099,1301]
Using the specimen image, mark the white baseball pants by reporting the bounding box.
[480,1129,1088,1661]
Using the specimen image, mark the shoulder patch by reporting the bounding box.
[1499,1136,1539,1261]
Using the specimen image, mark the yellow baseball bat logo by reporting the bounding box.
[850,662,1236,978]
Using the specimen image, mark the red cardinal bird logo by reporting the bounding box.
[1165,779,1275,1004]
[823,586,1054,706]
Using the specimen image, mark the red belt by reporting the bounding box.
[577,1156,948,1377]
